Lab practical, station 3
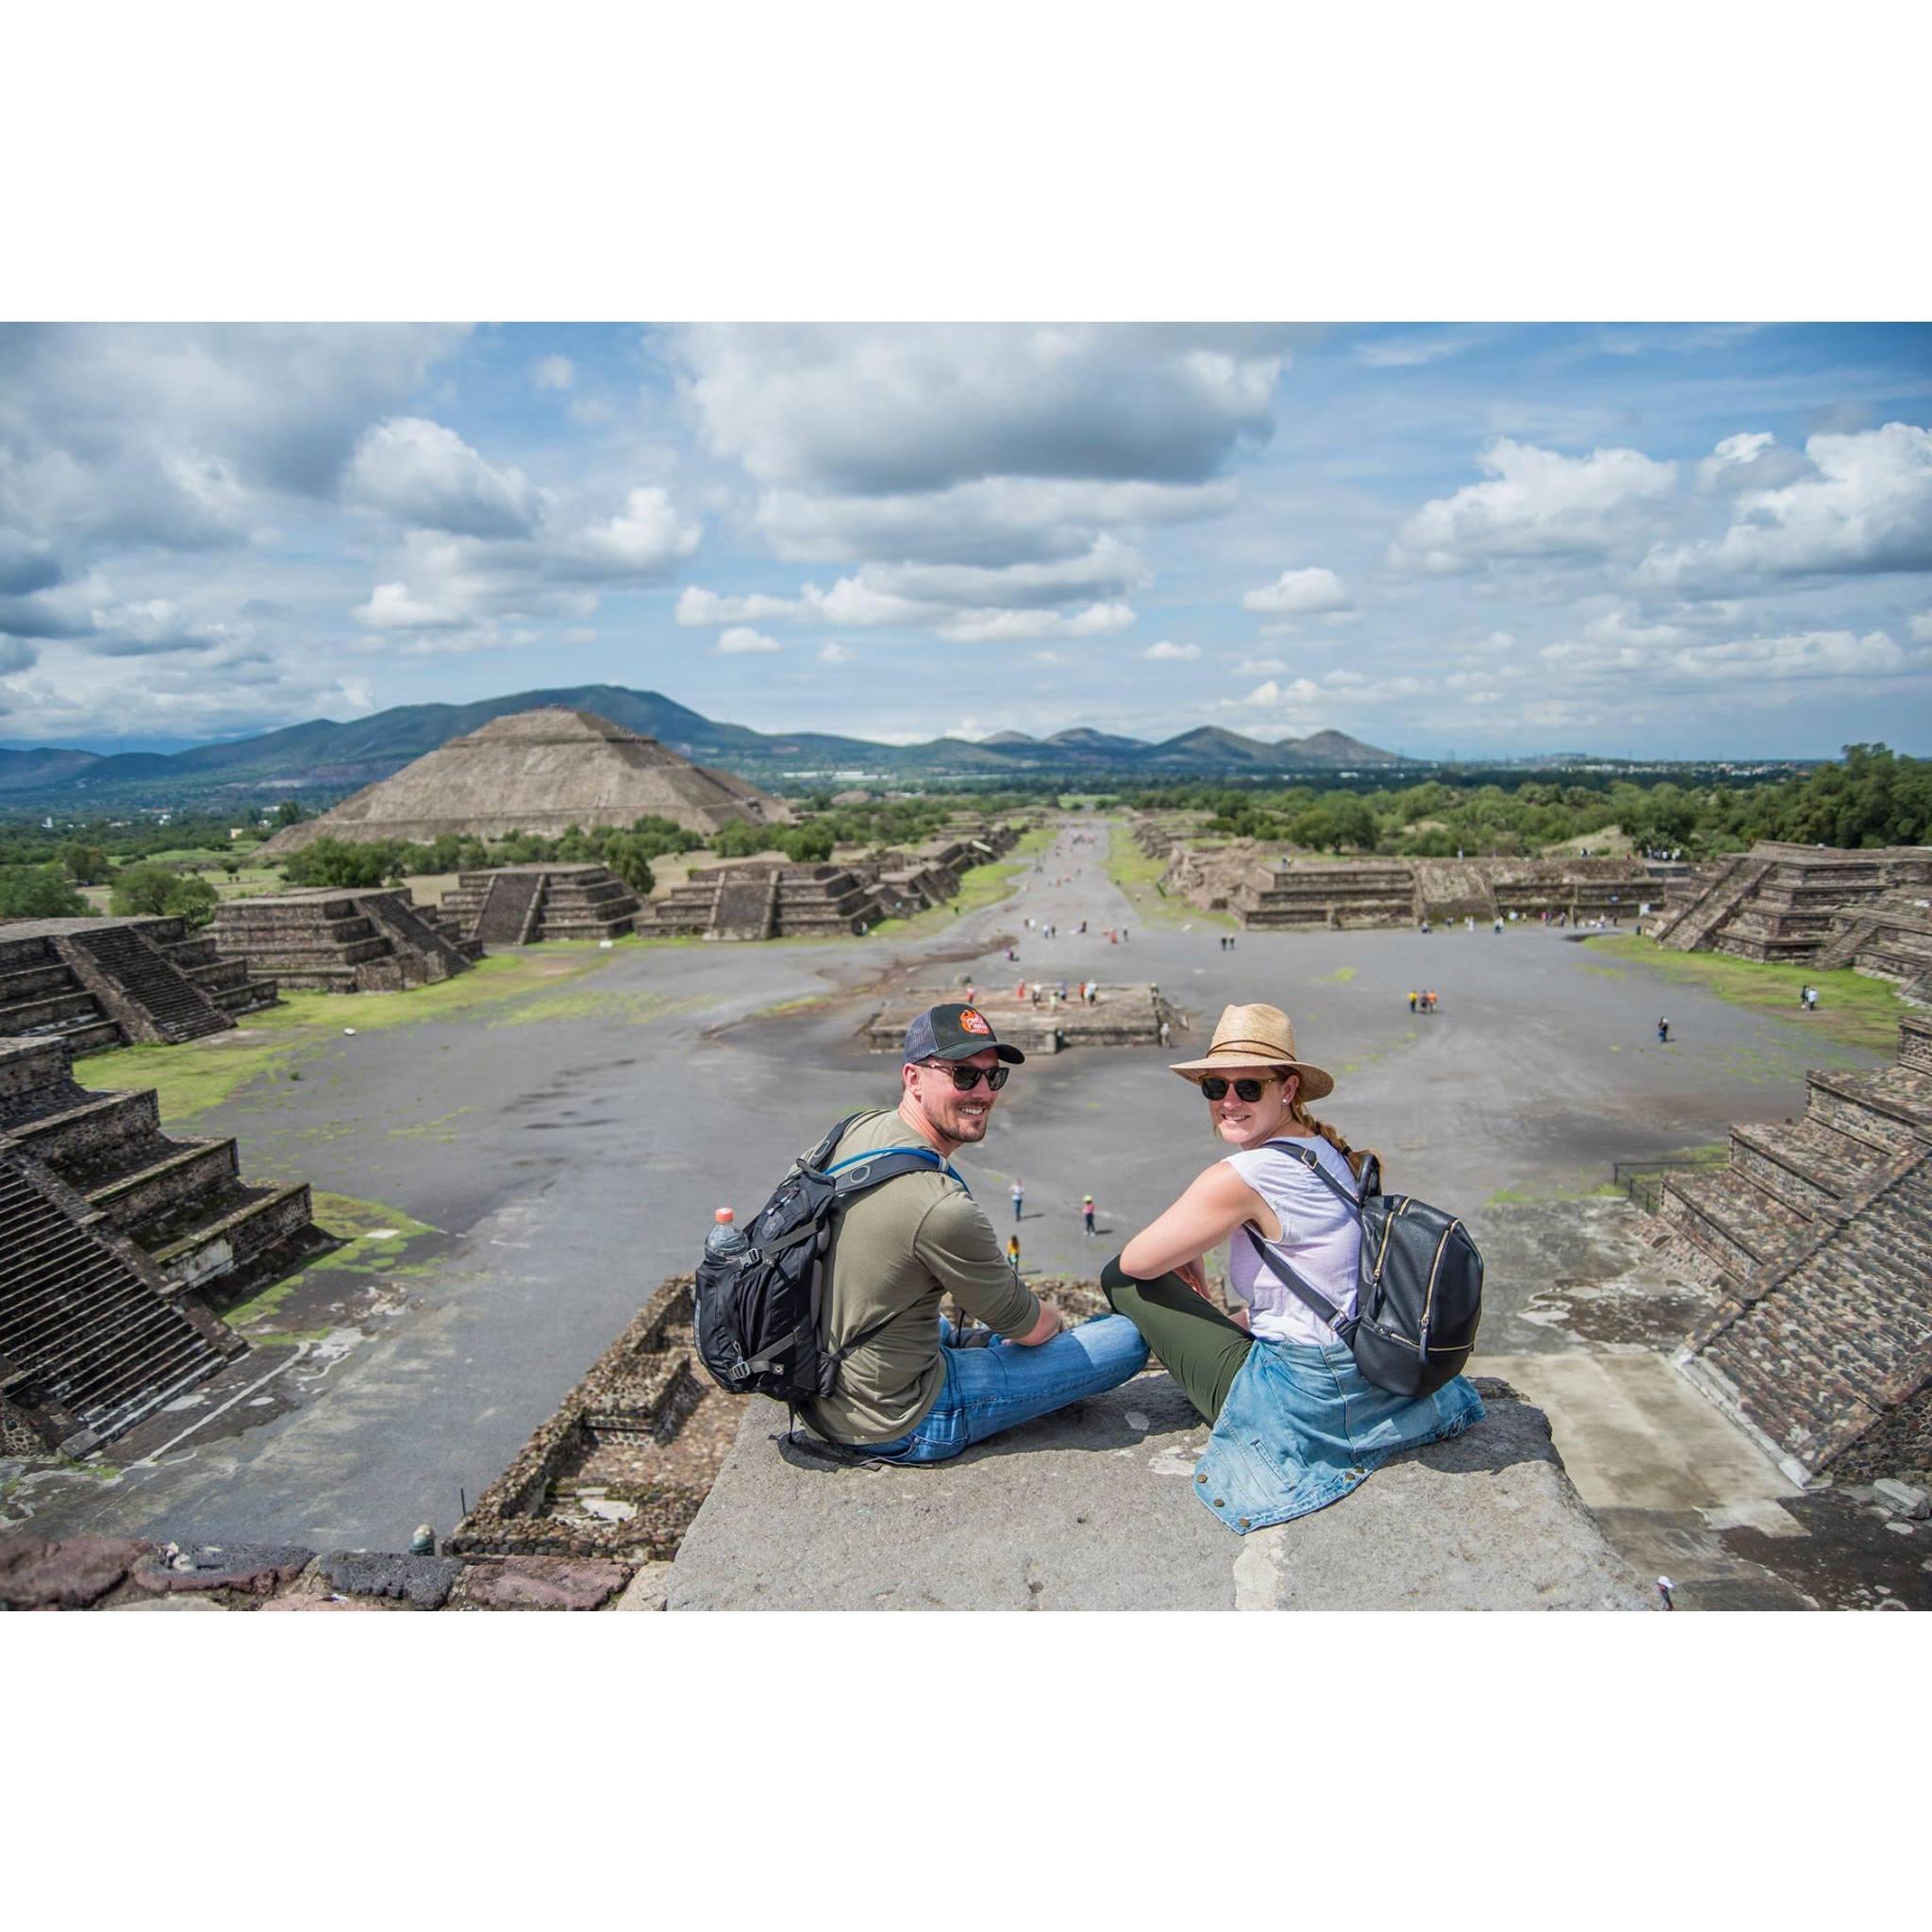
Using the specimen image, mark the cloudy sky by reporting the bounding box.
[2,321,1928,759]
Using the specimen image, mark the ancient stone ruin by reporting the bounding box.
[864,982,1183,1055]
[1646,840,1932,979]
[641,861,885,940]
[259,707,791,855]
[446,1277,738,1563]
[1130,816,1656,931]
[440,864,640,944]
[0,916,277,1055]
[210,888,478,992]
[1655,1012,1932,1488]
[0,1036,329,1455]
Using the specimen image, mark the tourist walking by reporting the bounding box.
[1407,990,1418,1013]
[1011,1177,1024,1224]
[1007,1234,1022,1274]
[1657,1017,1670,1043]
[1083,1193,1096,1238]
[1100,1003,1485,1533]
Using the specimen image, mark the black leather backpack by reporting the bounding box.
[1239,1141,1482,1398]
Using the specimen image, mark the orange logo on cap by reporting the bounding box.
[958,1008,991,1034]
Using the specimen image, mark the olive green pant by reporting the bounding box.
[1101,1257,1253,1425]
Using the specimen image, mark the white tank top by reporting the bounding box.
[1224,1136,1362,1345]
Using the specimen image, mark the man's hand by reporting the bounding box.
[1016,1299,1065,1346]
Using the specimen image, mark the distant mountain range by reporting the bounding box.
[0,684,1406,809]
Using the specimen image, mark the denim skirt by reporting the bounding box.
[1193,1335,1486,1534]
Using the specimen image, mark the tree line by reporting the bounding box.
[1128,746,1932,858]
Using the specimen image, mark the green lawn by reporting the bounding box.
[77,948,625,1121]
[1102,824,1236,931]
[1582,936,1913,1056]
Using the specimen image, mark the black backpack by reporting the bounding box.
[694,1112,962,1403]
[1238,1141,1482,1398]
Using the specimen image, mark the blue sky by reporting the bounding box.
[2,321,1928,759]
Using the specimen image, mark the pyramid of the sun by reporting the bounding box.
[260,708,791,855]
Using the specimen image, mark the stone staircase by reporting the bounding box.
[473,870,545,944]
[0,931,121,1058]
[1812,889,1932,1005]
[708,876,777,941]
[0,1035,328,1302]
[64,922,230,1042]
[442,865,639,944]
[1657,853,1774,951]
[0,1151,236,1455]
[1661,1013,1932,1484]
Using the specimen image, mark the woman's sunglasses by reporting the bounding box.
[1198,1074,1277,1103]
[922,1060,1010,1091]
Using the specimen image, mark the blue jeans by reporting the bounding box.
[861,1314,1149,1464]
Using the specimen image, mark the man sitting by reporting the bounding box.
[802,1003,1147,1462]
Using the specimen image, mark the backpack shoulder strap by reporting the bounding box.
[1259,1137,1363,1216]
[825,1144,968,1196]
[1238,1225,1352,1335]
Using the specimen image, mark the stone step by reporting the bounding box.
[82,1138,242,1234]
[1658,1165,1814,1278]
[1730,1118,1889,1216]
[0,961,80,1006]
[143,1179,320,1291]
[0,988,108,1032]
[5,1089,161,1170]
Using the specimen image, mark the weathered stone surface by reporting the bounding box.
[0,1535,154,1608]
[458,1555,630,1611]
[129,1542,313,1596]
[667,1375,1655,1612]
[317,1550,464,1608]
[611,1561,674,1611]
[258,1595,390,1611]
[101,1593,232,1611]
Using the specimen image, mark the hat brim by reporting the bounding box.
[1167,1055,1333,1102]
[932,1040,1026,1065]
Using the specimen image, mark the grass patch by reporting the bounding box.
[488,987,716,1027]
[1583,936,1911,1055]
[870,854,1034,939]
[1318,966,1357,984]
[223,1190,438,1334]
[1102,824,1236,931]
[77,949,625,1122]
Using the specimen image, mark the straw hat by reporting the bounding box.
[1167,1001,1334,1102]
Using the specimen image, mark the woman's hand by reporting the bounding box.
[1176,1257,1211,1301]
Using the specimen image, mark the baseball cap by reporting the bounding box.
[902,1002,1026,1066]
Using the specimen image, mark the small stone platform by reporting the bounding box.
[0,916,276,1054]
[210,888,476,992]
[440,864,640,944]
[862,983,1183,1054]
[666,1374,1656,1610]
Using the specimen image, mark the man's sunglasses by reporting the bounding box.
[1198,1074,1277,1103]
[920,1059,1010,1091]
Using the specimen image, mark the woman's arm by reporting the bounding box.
[1119,1161,1270,1281]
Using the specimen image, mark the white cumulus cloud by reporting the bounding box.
[1143,640,1201,660]
[817,641,857,664]
[1391,437,1677,572]
[534,355,575,391]
[344,417,539,539]
[716,626,782,655]
[1242,565,1354,616]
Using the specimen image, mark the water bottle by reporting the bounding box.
[705,1207,749,1261]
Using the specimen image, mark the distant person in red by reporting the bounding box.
[1083,1193,1096,1238]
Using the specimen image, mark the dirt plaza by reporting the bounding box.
[5,820,1912,1603]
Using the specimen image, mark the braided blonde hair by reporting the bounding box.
[1205,1072,1374,1181]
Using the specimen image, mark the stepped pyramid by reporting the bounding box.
[260,708,791,855]
[0,1036,330,1454]
[1653,1013,1932,1487]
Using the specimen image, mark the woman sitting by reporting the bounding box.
[1103,1003,1485,1533]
